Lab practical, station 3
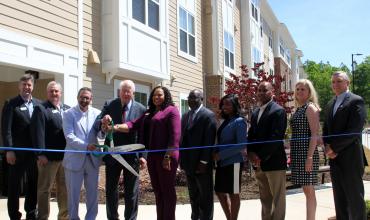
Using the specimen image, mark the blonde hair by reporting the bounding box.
[294,79,321,110]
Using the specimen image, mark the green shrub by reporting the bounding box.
[366,200,370,218]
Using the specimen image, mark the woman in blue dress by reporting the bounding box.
[213,94,247,220]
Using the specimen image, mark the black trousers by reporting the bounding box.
[330,160,366,220]
[7,153,38,220]
[186,171,214,220]
[105,155,139,220]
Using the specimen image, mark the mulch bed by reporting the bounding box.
[78,165,370,205]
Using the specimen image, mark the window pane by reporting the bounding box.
[180,30,188,52]
[224,31,229,49]
[148,0,159,30]
[230,35,234,52]
[230,52,234,69]
[188,35,195,56]
[225,49,229,67]
[188,14,194,35]
[132,0,145,24]
[135,92,148,107]
[181,99,189,115]
[179,7,187,30]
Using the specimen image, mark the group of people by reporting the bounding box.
[0,69,367,220]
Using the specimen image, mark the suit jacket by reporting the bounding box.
[127,105,181,159]
[1,95,41,158]
[217,116,247,167]
[180,106,217,174]
[62,105,102,171]
[248,101,287,171]
[323,92,367,168]
[30,101,70,161]
[97,98,146,162]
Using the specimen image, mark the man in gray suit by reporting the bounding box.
[323,71,367,220]
[180,89,217,220]
[62,87,102,220]
[99,80,146,220]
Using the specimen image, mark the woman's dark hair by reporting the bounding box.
[148,86,174,114]
[219,94,241,119]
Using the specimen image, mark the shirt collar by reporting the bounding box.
[259,99,272,110]
[336,90,349,101]
[20,95,32,104]
[192,104,203,115]
[123,99,133,111]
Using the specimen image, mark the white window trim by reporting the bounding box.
[223,0,235,73]
[179,93,190,117]
[177,1,198,63]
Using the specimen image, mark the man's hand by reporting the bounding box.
[248,152,261,167]
[139,157,147,170]
[6,151,16,165]
[325,144,337,159]
[37,155,48,166]
[162,157,171,171]
[101,115,112,132]
[213,153,220,161]
[87,144,97,151]
[195,162,207,174]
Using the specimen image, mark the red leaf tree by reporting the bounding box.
[213,62,294,119]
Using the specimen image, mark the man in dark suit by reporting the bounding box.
[30,81,69,220]
[180,89,217,220]
[323,71,367,220]
[98,80,146,220]
[247,81,287,220]
[1,74,40,220]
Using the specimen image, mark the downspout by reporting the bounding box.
[77,0,84,88]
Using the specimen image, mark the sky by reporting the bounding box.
[267,0,370,68]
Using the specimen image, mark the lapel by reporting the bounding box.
[187,106,203,130]
[333,93,350,119]
[17,95,31,120]
[127,101,135,121]
[327,97,335,125]
[257,101,273,128]
[76,106,88,135]
[47,101,63,125]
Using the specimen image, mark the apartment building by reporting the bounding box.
[0,0,303,128]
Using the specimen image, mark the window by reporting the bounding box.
[223,0,234,70]
[132,0,159,31]
[178,0,196,58]
[134,92,148,107]
[268,36,273,49]
[180,93,190,116]
[251,2,258,22]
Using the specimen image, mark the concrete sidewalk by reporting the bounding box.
[1,181,369,220]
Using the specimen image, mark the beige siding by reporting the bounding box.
[166,0,204,105]
[82,0,110,109]
[234,0,242,76]
[0,0,78,50]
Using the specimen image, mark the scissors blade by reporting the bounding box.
[111,154,139,176]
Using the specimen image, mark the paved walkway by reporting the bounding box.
[1,181,369,220]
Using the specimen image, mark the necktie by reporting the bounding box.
[122,105,127,122]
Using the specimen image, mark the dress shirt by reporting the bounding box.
[257,99,272,123]
[22,97,34,117]
[333,90,348,116]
